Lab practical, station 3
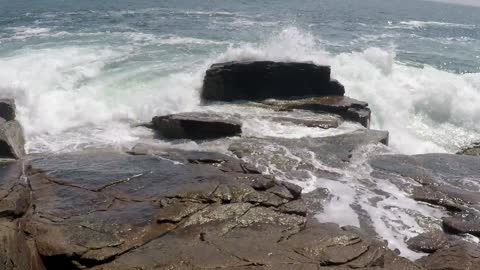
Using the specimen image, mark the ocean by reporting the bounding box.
[2,0,480,260]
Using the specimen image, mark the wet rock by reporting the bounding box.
[20,149,425,269]
[0,161,29,218]
[263,96,372,128]
[443,212,480,237]
[0,120,25,159]
[407,231,449,253]
[0,220,45,270]
[230,129,389,169]
[279,199,308,216]
[0,99,16,122]
[417,243,480,270]
[151,112,242,140]
[202,61,344,102]
[458,142,480,157]
[370,153,480,240]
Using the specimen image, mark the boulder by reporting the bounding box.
[406,231,449,253]
[0,99,16,121]
[263,96,371,128]
[201,61,344,102]
[151,112,242,140]
[0,119,26,159]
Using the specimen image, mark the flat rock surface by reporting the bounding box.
[11,149,424,269]
[152,112,242,140]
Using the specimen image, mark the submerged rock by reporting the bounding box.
[151,112,242,140]
[0,119,25,159]
[263,96,372,128]
[0,99,16,122]
[202,61,344,102]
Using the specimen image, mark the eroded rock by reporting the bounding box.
[263,96,371,128]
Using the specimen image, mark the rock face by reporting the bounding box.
[151,112,242,140]
[0,161,45,270]
[202,61,345,102]
[0,99,25,159]
[263,96,372,128]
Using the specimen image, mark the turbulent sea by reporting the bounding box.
[1,0,480,259]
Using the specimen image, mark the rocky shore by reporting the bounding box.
[1,61,479,270]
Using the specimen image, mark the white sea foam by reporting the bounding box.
[388,20,476,29]
[1,26,479,154]
[0,45,202,152]
[212,27,480,154]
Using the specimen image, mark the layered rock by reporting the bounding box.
[152,112,242,140]
[262,96,372,128]
[0,99,25,159]
[202,61,344,102]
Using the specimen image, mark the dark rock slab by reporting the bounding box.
[407,231,449,253]
[263,96,371,128]
[0,99,16,122]
[417,243,480,270]
[202,61,344,102]
[0,120,25,159]
[151,112,242,140]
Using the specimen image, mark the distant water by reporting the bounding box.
[1,0,480,154]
